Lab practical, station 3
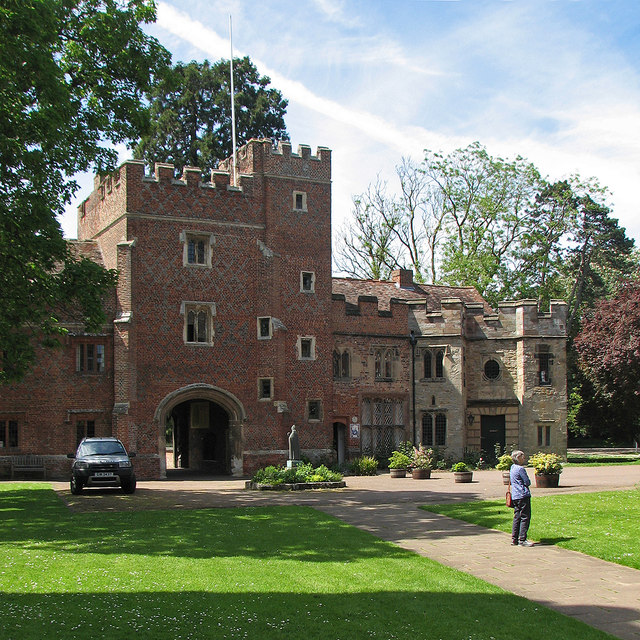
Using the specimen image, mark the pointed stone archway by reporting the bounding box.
[154,384,246,478]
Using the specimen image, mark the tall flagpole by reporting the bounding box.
[229,15,238,187]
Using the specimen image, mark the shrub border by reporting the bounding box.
[245,480,346,491]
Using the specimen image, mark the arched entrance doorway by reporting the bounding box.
[155,384,246,477]
[167,400,229,474]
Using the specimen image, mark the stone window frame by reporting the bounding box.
[258,377,273,401]
[307,399,323,422]
[360,397,406,458]
[421,411,447,447]
[257,316,272,340]
[75,341,106,374]
[374,347,396,381]
[300,270,315,293]
[293,191,308,212]
[422,348,445,380]
[180,230,215,268]
[333,348,351,380]
[537,424,552,447]
[536,344,553,386]
[297,336,316,361]
[181,301,216,346]
[483,357,502,381]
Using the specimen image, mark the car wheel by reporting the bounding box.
[121,478,136,494]
[70,476,83,495]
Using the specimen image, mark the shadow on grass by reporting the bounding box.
[537,537,576,545]
[0,590,619,640]
[420,499,514,532]
[0,486,407,562]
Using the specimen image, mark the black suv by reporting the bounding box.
[68,437,136,495]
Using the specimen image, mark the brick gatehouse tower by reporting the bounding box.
[0,140,567,479]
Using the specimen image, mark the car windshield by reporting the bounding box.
[79,441,126,456]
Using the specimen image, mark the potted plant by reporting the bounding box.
[528,452,563,488]
[452,461,473,483]
[496,453,513,485]
[409,445,434,479]
[388,450,411,478]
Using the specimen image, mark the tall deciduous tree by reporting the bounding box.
[0,0,170,382]
[337,143,636,315]
[574,281,640,444]
[134,57,289,172]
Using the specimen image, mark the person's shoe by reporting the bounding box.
[511,540,518,546]
[519,540,534,547]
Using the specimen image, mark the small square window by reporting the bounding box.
[258,378,273,400]
[293,191,307,211]
[299,337,315,360]
[307,400,322,421]
[258,317,272,340]
[301,271,315,293]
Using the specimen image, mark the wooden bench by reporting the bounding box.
[10,455,46,479]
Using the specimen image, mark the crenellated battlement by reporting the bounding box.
[332,293,409,335]
[220,139,332,182]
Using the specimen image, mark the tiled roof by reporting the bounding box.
[332,277,492,312]
[67,240,106,267]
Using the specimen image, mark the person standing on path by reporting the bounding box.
[510,450,534,547]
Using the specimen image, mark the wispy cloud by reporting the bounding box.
[155,2,449,155]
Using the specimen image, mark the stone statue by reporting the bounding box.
[288,425,300,461]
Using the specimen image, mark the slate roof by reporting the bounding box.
[332,277,492,313]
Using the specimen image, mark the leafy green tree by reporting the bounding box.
[0,0,170,382]
[335,179,401,280]
[431,143,542,306]
[134,57,289,172]
[338,144,637,314]
[562,179,636,336]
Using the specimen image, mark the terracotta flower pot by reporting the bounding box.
[454,471,473,483]
[535,473,560,488]
[390,468,406,478]
[411,468,431,479]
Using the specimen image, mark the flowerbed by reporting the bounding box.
[247,463,345,490]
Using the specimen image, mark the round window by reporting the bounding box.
[484,359,500,380]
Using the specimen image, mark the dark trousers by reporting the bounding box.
[512,496,531,542]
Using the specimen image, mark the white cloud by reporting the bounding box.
[60,0,640,248]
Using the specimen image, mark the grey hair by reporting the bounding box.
[511,450,525,464]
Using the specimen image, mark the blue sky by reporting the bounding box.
[61,0,640,251]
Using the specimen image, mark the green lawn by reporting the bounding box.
[0,484,617,640]
[423,490,640,569]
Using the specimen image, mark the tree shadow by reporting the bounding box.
[0,590,620,640]
[0,486,408,562]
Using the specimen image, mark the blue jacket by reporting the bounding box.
[510,464,531,499]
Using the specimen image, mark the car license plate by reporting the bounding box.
[94,472,114,477]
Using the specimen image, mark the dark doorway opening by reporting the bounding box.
[333,422,346,466]
[480,414,506,464]
[166,400,230,475]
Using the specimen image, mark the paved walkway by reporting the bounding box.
[49,465,640,640]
